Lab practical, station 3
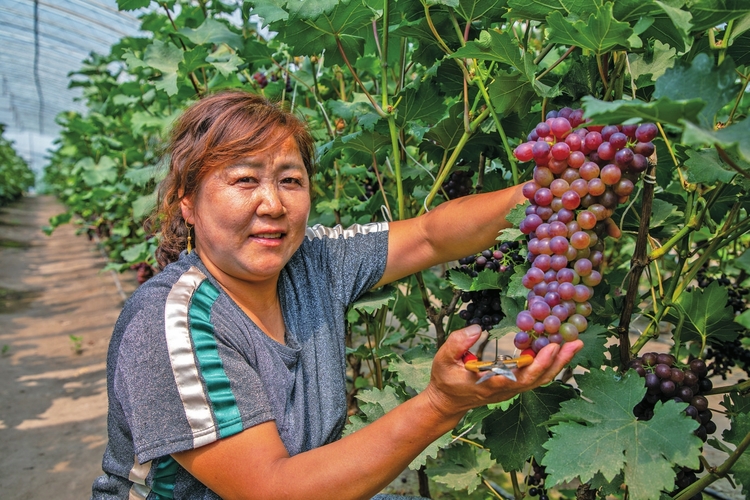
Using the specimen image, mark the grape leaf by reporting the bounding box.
[452,30,527,76]
[547,4,635,55]
[580,95,704,127]
[454,0,510,23]
[394,81,448,127]
[653,53,740,128]
[570,323,609,369]
[683,148,737,184]
[505,200,529,226]
[77,156,118,186]
[685,0,750,32]
[506,265,528,299]
[505,0,601,21]
[483,383,577,471]
[117,0,150,10]
[180,46,210,73]
[716,393,750,495]
[388,352,433,393]
[350,285,396,314]
[682,117,750,164]
[132,191,157,220]
[543,368,702,500]
[735,248,750,274]
[487,72,537,117]
[664,280,741,344]
[427,442,496,493]
[627,40,676,82]
[447,269,501,291]
[178,18,244,49]
[273,0,375,68]
[143,40,184,95]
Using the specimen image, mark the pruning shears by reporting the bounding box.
[462,351,535,384]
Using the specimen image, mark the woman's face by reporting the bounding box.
[180,135,311,288]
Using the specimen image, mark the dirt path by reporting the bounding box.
[0,195,138,500]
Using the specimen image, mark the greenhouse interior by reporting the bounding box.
[1,1,750,499]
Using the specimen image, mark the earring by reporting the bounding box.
[185,221,193,254]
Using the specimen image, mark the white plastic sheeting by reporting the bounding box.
[0,0,141,172]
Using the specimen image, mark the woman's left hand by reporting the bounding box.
[422,324,583,421]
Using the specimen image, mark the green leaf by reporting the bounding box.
[506,264,529,299]
[570,323,609,369]
[395,81,447,127]
[388,353,433,393]
[627,40,676,82]
[411,432,453,470]
[736,309,750,330]
[356,385,404,419]
[454,0,510,22]
[427,442,496,493]
[543,368,702,500]
[487,72,537,117]
[653,53,740,128]
[178,18,243,49]
[275,0,375,68]
[685,0,750,32]
[350,286,397,314]
[206,46,244,76]
[132,191,157,220]
[144,39,183,74]
[121,241,150,263]
[735,248,750,274]
[483,383,578,471]
[683,148,737,184]
[505,201,529,226]
[719,392,750,495]
[181,46,210,73]
[117,0,150,10]
[447,269,501,291]
[505,0,600,21]
[452,30,526,74]
[665,280,741,343]
[580,95,704,128]
[681,118,750,164]
[547,4,634,55]
[78,156,118,186]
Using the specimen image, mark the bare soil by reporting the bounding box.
[0,195,138,500]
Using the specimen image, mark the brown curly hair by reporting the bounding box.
[147,91,316,269]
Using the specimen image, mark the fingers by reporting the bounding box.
[439,324,483,363]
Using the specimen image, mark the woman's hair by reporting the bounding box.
[147,90,316,269]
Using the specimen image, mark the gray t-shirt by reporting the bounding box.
[92,222,393,499]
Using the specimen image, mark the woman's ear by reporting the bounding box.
[180,196,195,225]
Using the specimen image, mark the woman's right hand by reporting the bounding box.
[422,324,583,422]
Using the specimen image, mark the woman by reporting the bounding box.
[92,91,581,500]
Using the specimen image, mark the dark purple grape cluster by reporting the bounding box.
[456,242,524,331]
[629,353,716,441]
[524,460,548,499]
[511,108,657,353]
[441,169,474,199]
[252,72,268,88]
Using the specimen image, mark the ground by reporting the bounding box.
[0,195,138,499]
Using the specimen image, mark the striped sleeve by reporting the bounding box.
[114,266,273,464]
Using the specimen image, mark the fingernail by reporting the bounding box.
[464,324,482,337]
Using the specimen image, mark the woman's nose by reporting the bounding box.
[255,183,285,217]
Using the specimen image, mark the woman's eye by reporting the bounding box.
[282,177,302,185]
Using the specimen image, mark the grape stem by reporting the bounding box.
[705,379,750,396]
[617,160,657,365]
[673,430,750,500]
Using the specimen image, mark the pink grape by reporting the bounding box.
[551,142,571,160]
[609,132,628,149]
[544,315,561,333]
[514,142,534,162]
[600,164,622,185]
[534,188,553,206]
[514,331,532,349]
[570,231,591,249]
[560,323,579,341]
[551,117,573,139]
[516,311,534,331]
[635,123,658,142]
[549,221,568,237]
[561,190,581,210]
[597,141,615,161]
[584,131,603,150]
[568,151,585,168]
[523,181,540,199]
[579,162,600,181]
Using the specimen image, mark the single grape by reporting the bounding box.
[635,123,658,142]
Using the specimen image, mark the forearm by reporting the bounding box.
[418,183,526,262]
[271,389,463,500]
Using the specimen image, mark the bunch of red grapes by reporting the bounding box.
[511,108,658,353]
